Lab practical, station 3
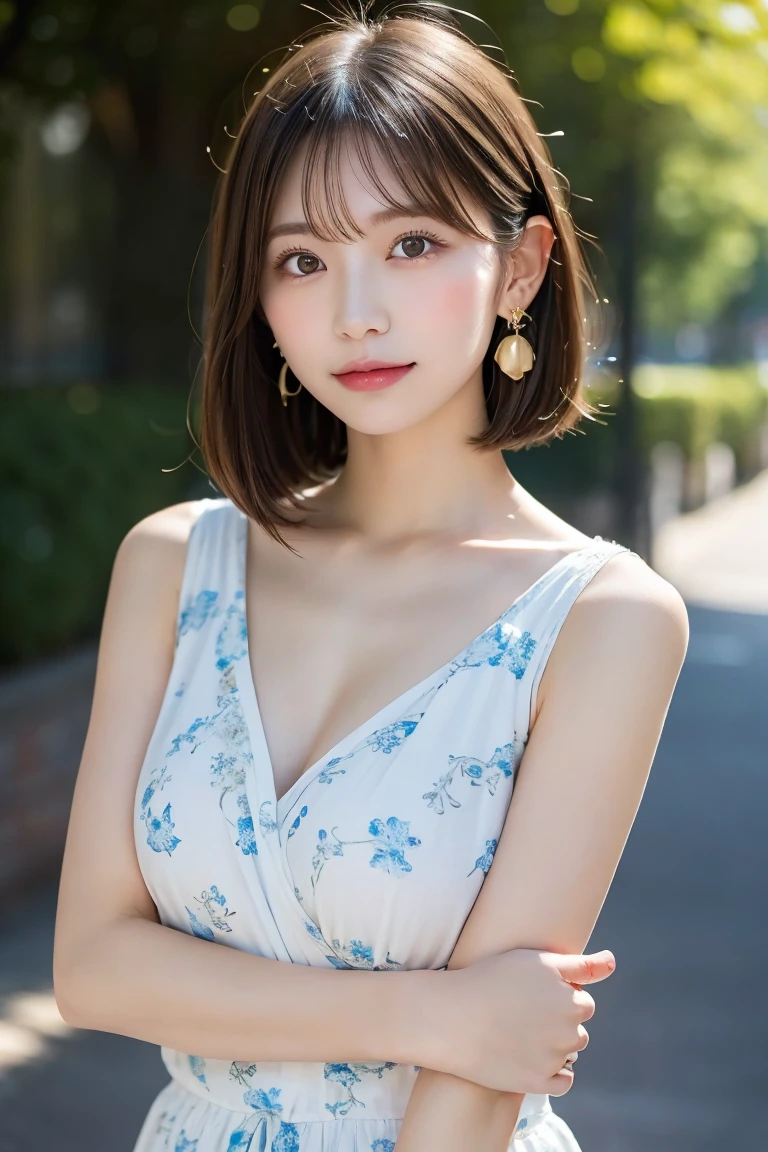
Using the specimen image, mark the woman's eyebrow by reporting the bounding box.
[265,205,428,244]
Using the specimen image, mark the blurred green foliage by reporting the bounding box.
[0,383,205,667]
[632,362,768,469]
[600,0,768,326]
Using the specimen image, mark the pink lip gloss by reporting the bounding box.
[333,364,415,392]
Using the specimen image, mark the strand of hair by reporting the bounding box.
[300,4,344,26]
[205,147,227,173]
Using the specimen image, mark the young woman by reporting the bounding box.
[53,8,688,1152]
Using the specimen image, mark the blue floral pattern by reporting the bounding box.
[323,1062,397,1117]
[173,1134,198,1152]
[271,1125,301,1152]
[423,743,517,815]
[327,938,402,970]
[159,600,261,862]
[302,921,401,969]
[259,801,279,834]
[177,589,220,642]
[188,1055,208,1089]
[223,1086,301,1152]
[144,802,181,856]
[449,620,537,678]
[468,838,498,877]
[317,712,425,774]
[311,816,421,889]
[235,793,258,856]
[287,805,309,839]
[186,886,236,938]
[132,499,626,1152]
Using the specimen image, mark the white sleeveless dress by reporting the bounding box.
[131,497,631,1152]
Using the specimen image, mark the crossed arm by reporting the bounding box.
[392,551,689,1151]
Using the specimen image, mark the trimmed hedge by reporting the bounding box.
[632,363,768,473]
[509,363,767,512]
[0,382,209,668]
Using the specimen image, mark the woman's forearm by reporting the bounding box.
[54,913,440,1067]
[395,1069,523,1151]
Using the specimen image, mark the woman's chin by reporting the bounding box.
[308,386,457,437]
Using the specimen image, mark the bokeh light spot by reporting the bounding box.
[572,46,606,82]
[545,0,579,15]
[226,5,261,32]
[40,102,91,156]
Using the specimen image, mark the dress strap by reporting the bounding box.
[174,497,241,649]
[514,540,634,737]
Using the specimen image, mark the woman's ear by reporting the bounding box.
[498,215,556,319]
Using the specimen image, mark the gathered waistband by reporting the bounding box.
[160,1047,553,1141]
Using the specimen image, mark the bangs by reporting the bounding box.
[296,123,502,248]
[258,38,536,255]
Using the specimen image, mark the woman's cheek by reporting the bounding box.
[426,271,495,361]
[267,292,324,357]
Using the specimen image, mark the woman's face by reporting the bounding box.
[257,137,511,436]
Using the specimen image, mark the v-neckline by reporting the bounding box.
[233,509,603,811]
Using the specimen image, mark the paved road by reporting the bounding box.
[653,465,768,613]
[2,463,766,1151]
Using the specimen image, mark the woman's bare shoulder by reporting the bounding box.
[116,498,210,585]
[103,500,213,657]
[535,550,689,721]
[578,548,689,633]
[564,548,688,659]
[122,498,210,551]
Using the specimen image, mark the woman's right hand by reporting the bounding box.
[427,947,616,1096]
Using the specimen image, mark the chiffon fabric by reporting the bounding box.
[132,497,630,1152]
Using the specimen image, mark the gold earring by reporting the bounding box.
[272,340,302,406]
[493,307,535,381]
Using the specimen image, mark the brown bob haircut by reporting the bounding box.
[200,2,602,542]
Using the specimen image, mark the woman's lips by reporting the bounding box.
[332,363,415,391]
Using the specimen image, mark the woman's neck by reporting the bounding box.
[307,381,523,542]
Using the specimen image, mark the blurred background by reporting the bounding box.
[0,1,766,1149]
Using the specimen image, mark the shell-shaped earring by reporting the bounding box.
[493,307,535,382]
[272,340,302,406]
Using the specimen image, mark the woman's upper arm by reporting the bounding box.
[447,552,689,970]
[53,500,205,995]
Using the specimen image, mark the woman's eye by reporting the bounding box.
[391,233,439,260]
[280,252,323,277]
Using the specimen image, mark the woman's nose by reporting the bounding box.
[333,263,389,341]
